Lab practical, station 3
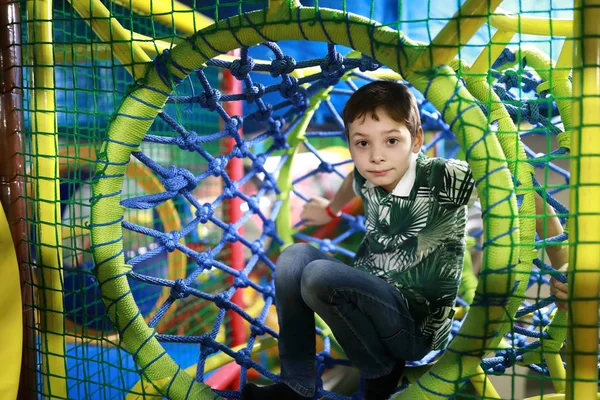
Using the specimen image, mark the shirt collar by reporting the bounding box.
[364,151,420,196]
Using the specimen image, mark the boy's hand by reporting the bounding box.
[550,264,569,312]
[300,197,334,226]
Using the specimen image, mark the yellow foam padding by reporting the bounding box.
[545,353,567,394]
[469,366,501,399]
[412,0,504,71]
[113,0,213,36]
[469,30,515,75]
[0,206,23,399]
[67,0,151,80]
[566,3,600,398]
[518,47,573,151]
[458,237,478,306]
[489,8,573,36]
[27,0,68,395]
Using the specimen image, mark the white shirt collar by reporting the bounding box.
[364,151,419,196]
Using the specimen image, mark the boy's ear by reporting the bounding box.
[413,127,424,152]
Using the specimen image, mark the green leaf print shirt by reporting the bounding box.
[352,152,476,350]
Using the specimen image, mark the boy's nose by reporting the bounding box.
[370,152,385,163]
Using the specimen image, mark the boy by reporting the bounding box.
[242,81,568,400]
[243,80,467,400]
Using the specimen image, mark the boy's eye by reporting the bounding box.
[356,140,368,147]
[387,138,399,145]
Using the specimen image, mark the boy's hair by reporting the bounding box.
[342,80,422,140]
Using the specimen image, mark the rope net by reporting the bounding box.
[4,0,597,399]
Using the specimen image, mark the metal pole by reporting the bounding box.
[0,0,36,397]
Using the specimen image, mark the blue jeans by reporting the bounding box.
[274,243,431,397]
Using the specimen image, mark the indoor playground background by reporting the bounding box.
[0,0,598,399]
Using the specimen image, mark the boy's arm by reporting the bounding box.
[329,170,356,214]
[535,192,569,311]
[300,171,357,225]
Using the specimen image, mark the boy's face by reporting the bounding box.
[348,107,423,193]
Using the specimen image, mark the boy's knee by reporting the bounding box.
[275,243,314,289]
[279,243,314,262]
[300,260,335,303]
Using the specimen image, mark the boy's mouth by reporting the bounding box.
[369,169,391,177]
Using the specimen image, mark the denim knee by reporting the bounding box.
[300,259,335,306]
[275,243,316,294]
[279,243,315,263]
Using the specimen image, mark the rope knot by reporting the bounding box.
[498,70,519,89]
[262,283,275,301]
[508,334,526,348]
[209,156,228,177]
[493,364,506,374]
[317,161,334,173]
[251,240,263,256]
[271,55,296,77]
[263,220,276,237]
[234,348,253,368]
[532,311,550,326]
[176,131,199,151]
[222,185,236,199]
[224,224,239,243]
[320,51,345,84]
[250,324,266,337]
[253,104,273,122]
[290,87,309,111]
[319,238,334,253]
[523,101,541,125]
[195,203,213,224]
[232,141,250,159]
[359,55,381,72]
[272,130,289,150]
[225,116,242,133]
[279,76,300,98]
[170,278,189,299]
[230,57,255,80]
[523,74,542,93]
[199,334,218,356]
[246,195,260,214]
[253,154,267,170]
[198,89,221,111]
[213,293,229,309]
[159,230,180,252]
[270,117,284,132]
[261,177,274,191]
[496,348,521,369]
[234,275,250,288]
[492,48,516,69]
[244,83,265,104]
[195,251,211,268]
[163,166,197,192]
